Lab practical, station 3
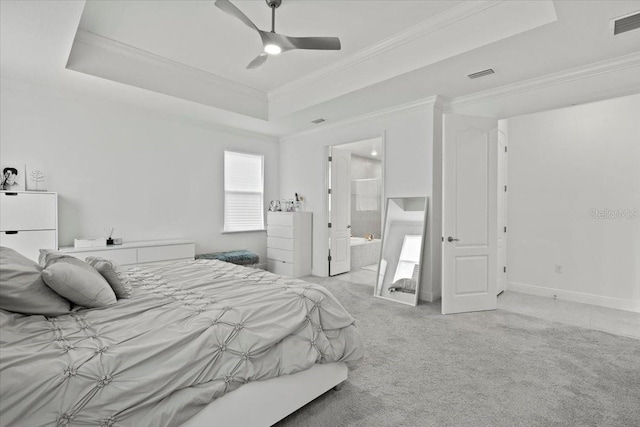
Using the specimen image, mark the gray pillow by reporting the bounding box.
[0,246,71,316]
[40,253,117,308]
[39,249,74,267]
[85,256,132,299]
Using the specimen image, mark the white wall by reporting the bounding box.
[279,101,441,301]
[0,78,279,262]
[506,94,640,312]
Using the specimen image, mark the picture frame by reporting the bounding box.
[26,165,47,191]
[1,164,26,191]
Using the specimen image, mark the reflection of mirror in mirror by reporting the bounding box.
[374,197,428,306]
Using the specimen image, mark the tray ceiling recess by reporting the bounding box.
[66,1,558,123]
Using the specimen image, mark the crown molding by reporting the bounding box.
[281,95,442,142]
[73,29,267,102]
[268,0,500,102]
[445,52,640,112]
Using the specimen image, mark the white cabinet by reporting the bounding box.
[59,239,195,266]
[0,191,58,261]
[267,212,312,277]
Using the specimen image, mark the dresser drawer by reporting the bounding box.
[0,230,56,262]
[0,192,56,231]
[137,243,194,264]
[267,247,294,263]
[64,248,138,266]
[267,259,294,277]
[267,213,294,226]
[267,225,294,239]
[267,236,294,251]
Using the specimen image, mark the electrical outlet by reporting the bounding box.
[554,264,563,274]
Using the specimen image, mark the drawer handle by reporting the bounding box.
[4,192,18,196]
[5,231,19,235]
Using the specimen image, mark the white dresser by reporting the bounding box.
[0,191,58,261]
[267,212,312,277]
[59,239,195,266]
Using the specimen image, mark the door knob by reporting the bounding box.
[447,236,459,242]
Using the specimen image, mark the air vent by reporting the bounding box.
[611,11,640,35]
[468,68,495,80]
[311,118,326,124]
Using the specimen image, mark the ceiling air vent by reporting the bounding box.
[468,68,495,80]
[311,118,326,124]
[611,11,640,35]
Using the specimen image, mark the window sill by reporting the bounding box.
[221,229,267,234]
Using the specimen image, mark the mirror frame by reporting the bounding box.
[374,196,429,306]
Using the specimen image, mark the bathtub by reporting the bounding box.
[350,237,381,270]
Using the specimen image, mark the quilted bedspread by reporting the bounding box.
[0,260,364,427]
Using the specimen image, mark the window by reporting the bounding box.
[393,235,422,282]
[224,151,265,232]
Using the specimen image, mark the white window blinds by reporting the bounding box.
[224,151,265,232]
[393,235,422,282]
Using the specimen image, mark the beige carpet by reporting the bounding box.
[275,276,640,427]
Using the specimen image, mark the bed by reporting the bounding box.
[0,256,364,427]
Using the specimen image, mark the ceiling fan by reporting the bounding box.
[214,0,342,69]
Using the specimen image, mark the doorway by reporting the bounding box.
[326,137,385,277]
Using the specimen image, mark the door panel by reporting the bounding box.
[329,147,351,275]
[442,114,498,314]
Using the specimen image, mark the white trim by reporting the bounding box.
[446,52,640,113]
[268,0,499,102]
[73,30,267,103]
[281,96,441,142]
[418,292,434,303]
[507,281,640,313]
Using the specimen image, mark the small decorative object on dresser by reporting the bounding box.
[1,165,25,191]
[267,211,312,277]
[26,166,46,191]
[268,200,281,212]
[105,227,115,245]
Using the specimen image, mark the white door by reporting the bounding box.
[329,147,351,275]
[442,114,498,314]
[497,127,508,295]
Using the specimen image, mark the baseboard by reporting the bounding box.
[418,291,434,303]
[507,282,640,313]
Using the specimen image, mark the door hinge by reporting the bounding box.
[441,236,444,242]
[328,223,332,228]
[504,185,507,192]
[505,146,508,153]
[328,255,332,262]
[328,188,331,194]
[328,156,332,162]
[504,266,507,273]
[504,226,507,233]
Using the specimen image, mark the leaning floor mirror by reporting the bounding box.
[374,197,429,306]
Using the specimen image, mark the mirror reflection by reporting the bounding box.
[374,197,429,306]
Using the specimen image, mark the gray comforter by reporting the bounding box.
[0,260,364,427]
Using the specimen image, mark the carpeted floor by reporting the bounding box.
[275,277,640,427]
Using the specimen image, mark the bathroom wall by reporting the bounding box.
[350,154,382,238]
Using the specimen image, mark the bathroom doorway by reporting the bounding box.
[326,137,385,279]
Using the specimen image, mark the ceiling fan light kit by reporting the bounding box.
[214,0,341,69]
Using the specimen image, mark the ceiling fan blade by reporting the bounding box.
[247,53,268,69]
[282,36,341,51]
[214,0,259,32]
